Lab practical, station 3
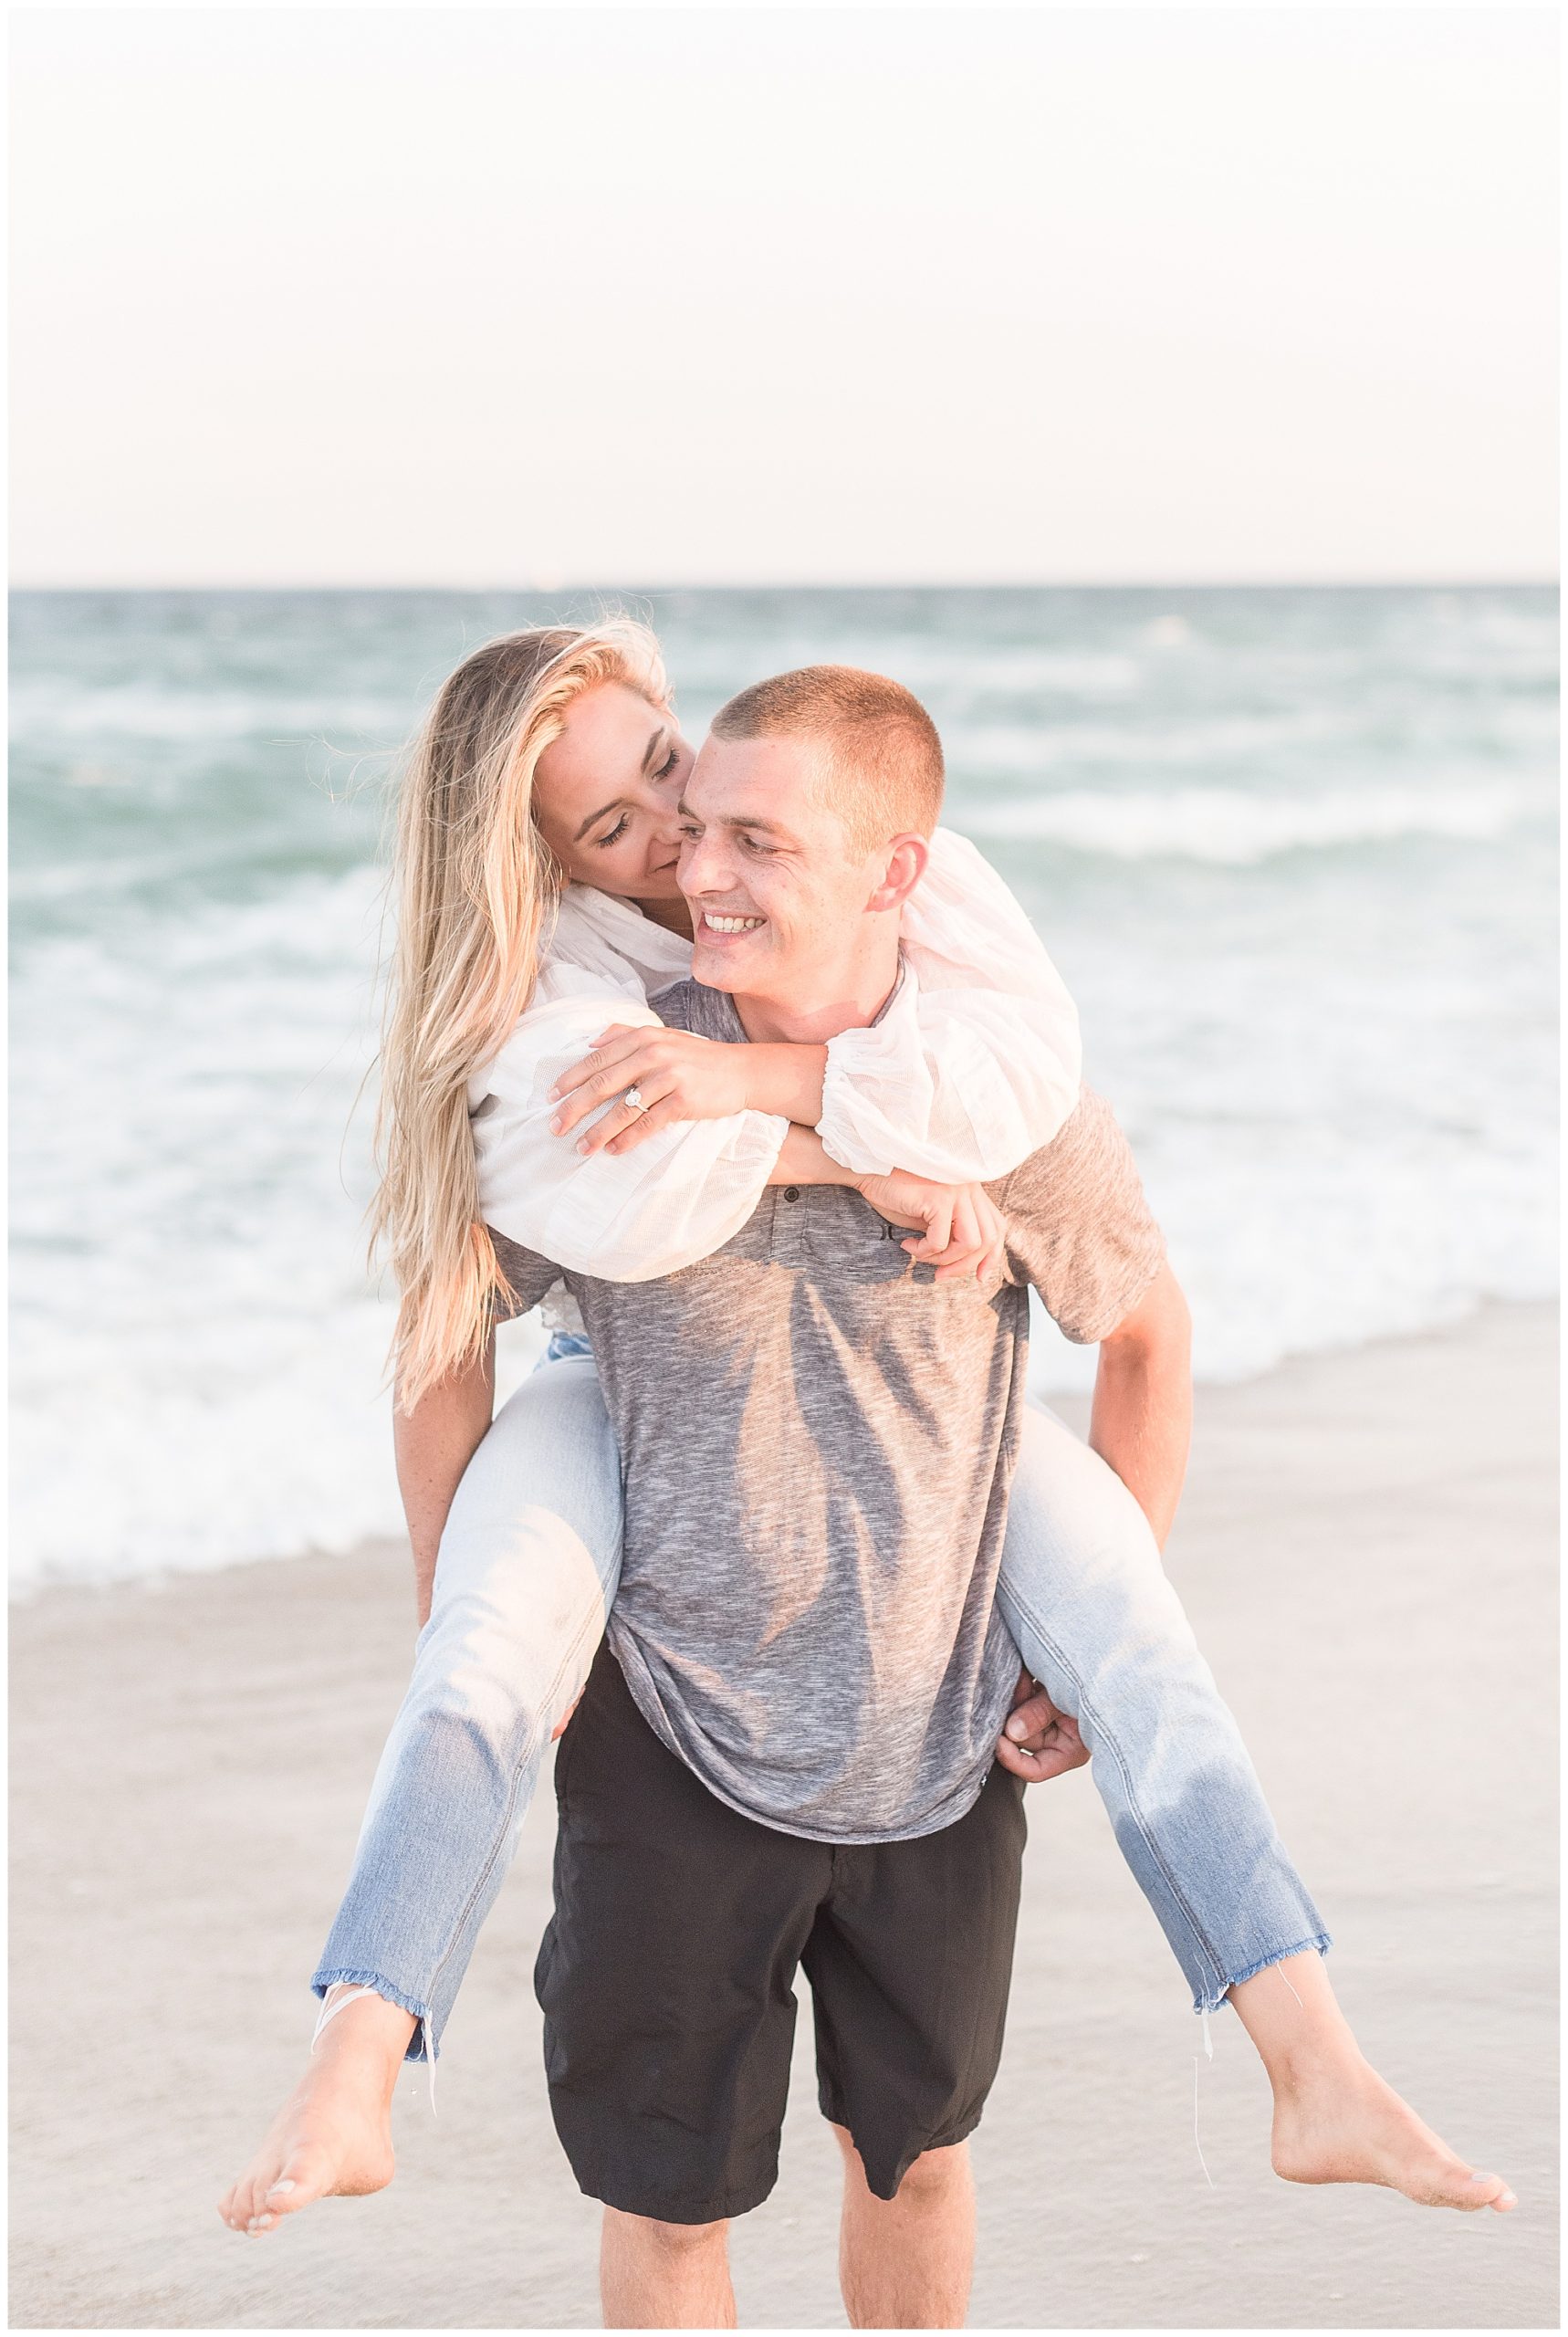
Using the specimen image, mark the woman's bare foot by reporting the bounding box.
[218,1991,416,2237]
[1271,2052,1516,2212]
[1228,1953,1515,2215]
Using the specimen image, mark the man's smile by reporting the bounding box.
[697,912,767,937]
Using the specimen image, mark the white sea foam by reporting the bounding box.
[8,677,409,745]
[960,782,1527,864]
[9,868,548,1592]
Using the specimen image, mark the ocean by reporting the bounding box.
[9,586,1558,1591]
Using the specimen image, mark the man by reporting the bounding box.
[485,666,1186,2327]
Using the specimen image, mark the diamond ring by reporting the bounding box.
[622,1085,646,1114]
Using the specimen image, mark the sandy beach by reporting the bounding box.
[9,1303,1558,2330]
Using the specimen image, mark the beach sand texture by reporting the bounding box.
[9,1305,1558,2330]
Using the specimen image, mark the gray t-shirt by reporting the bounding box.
[490,978,1165,1845]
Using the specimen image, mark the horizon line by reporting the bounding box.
[10,573,1560,595]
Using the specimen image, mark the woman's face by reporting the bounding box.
[533,682,692,902]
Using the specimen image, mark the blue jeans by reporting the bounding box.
[313,1353,1328,2056]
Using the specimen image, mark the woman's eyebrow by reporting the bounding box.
[639,725,668,773]
[572,797,631,843]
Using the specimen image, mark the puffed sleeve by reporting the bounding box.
[816,828,1082,1181]
[469,962,788,1282]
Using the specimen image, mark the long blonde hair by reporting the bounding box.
[373,619,668,1410]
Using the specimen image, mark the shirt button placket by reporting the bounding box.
[777,1181,808,1267]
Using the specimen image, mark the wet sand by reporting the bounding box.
[8,1304,1558,2328]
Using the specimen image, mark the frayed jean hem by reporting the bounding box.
[1193,1931,1333,2015]
[310,1965,436,2062]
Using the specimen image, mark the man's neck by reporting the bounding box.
[727,941,902,1047]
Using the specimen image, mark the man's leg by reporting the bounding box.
[803,1762,1027,2332]
[832,2127,974,2331]
[601,2210,736,2329]
[538,1653,829,2312]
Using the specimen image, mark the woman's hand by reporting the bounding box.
[549,1024,753,1156]
[854,1170,1009,1285]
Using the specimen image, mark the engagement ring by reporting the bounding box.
[622,1085,646,1113]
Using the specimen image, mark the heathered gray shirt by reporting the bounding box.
[490,977,1165,1845]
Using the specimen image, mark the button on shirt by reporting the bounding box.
[489,978,1165,1846]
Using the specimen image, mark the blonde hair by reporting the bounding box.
[710,664,944,853]
[373,619,667,1410]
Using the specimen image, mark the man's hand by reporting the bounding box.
[549,1023,751,1155]
[854,1170,1009,1285]
[994,1666,1089,1784]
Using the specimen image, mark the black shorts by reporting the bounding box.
[534,1644,1028,2224]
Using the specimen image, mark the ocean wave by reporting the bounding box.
[958,783,1531,864]
[9,585,1558,1592]
[9,679,411,746]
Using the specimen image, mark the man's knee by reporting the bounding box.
[892,2141,970,2204]
[831,2122,969,2205]
[606,2206,729,2258]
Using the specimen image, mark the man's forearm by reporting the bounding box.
[1088,1266,1192,1548]
[393,1335,497,1626]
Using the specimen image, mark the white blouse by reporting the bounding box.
[469,827,1081,1283]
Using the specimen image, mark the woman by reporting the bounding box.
[222,622,1512,2236]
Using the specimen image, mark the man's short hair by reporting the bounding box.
[709,665,945,854]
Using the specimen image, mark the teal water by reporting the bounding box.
[10,587,1558,1586]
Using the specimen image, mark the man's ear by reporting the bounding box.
[864,833,929,915]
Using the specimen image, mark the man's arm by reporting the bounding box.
[1089,1261,1192,1548]
[995,1093,1187,1543]
[394,1334,497,1630]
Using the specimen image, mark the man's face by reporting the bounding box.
[677,735,876,998]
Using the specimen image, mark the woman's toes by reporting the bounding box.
[232,2175,268,2230]
[264,2171,308,2218]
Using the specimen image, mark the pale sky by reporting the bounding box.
[10,5,1558,585]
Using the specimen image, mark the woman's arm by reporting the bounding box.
[472,973,791,1282]
[394,1335,497,1628]
[549,831,1080,1184]
[767,1127,1009,1284]
[472,905,1045,1287]
[550,1026,826,1154]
